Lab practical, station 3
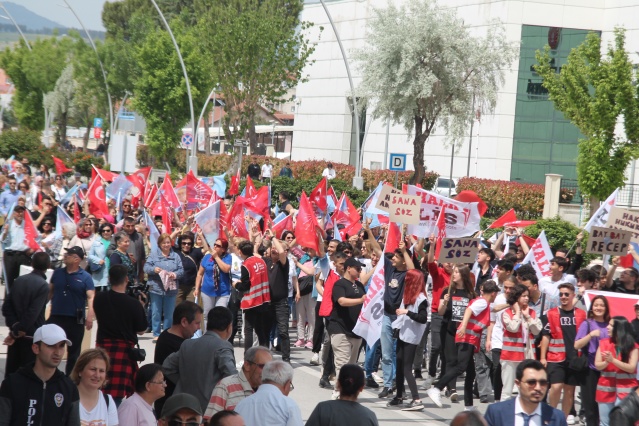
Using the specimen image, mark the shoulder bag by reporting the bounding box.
[568,319,590,372]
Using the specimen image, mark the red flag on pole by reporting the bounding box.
[384,222,401,253]
[23,210,42,252]
[159,172,181,210]
[273,214,294,239]
[91,165,118,183]
[503,220,537,228]
[295,192,319,252]
[52,156,72,175]
[454,190,488,217]
[161,196,172,235]
[434,206,447,260]
[87,178,109,219]
[310,177,328,213]
[488,209,517,229]
[244,176,257,197]
[73,195,81,224]
[229,169,240,196]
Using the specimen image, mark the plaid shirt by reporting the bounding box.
[204,368,254,420]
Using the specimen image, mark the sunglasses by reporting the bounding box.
[166,421,200,426]
[559,292,572,297]
[214,244,223,248]
[521,379,549,387]
[101,229,113,233]
[181,242,193,246]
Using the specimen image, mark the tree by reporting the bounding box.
[43,64,76,146]
[194,0,317,150]
[535,29,639,215]
[0,35,75,129]
[353,0,517,184]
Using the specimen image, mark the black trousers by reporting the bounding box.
[441,331,458,391]
[582,367,601,426]
[4,250,31,292]
[271,298,291,361]
[47,315,85,375]
[396,339,419,400]
[4,337,35,378]
[312,302,324,353]
[243,305,274,350]
[428,314,446,378]
[435,342,477,407]
[491,348,503,401]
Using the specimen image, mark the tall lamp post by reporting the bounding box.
[149,0,197,175]
[60,0,114,152]
[195,83,220,155]
[318,0,363,190]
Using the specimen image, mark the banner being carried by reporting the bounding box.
[404,185,481,238]
[353,258,385,345]
[522,230,553,279]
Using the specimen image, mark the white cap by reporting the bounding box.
[33,324,72,346]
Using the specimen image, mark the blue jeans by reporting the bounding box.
[364,339,382,378]
[150,293,177,337]
[598,398,621,426]
[381,314,397,388]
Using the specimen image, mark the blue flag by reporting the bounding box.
[194,200,220,246]
[58,183,80,206]
[106,174,133,201]
[144,211,161,256]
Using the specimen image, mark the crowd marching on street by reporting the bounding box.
[3,156,639,426]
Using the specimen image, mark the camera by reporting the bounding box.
[127,282,149,300]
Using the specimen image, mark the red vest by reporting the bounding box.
[501,307,536,362]
[596,338,639,403]
[546,308,586,363]
[455,298,490,352]
[318,270,341,317]
[240,256,271,310]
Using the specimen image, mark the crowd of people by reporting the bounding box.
[2,161,639,426]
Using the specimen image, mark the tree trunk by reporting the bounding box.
[60,112,68,149]
[248,121,257,154]
[204,114,211,155]
[409,116,429,185]
[589,194,600,217]
[82,117,91,152]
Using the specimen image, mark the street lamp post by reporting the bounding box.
[60,0,114,153]
[149,0,197,176]
[318,0,363,190]
[195,84,220,155]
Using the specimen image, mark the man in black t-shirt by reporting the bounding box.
[604,256,639,294]
[247,158,261,180]
[154,301,204,416]
[264,236,291,362]
[328,257,366,399]
[93,265,147,403]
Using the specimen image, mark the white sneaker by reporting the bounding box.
[426,387,442,408]
[464,406,477,411]
[372,372,384,384]
[310,353,320,366]
[566,415,576,425]
[331,390,340,400]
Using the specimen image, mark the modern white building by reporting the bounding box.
[292,0,639,189]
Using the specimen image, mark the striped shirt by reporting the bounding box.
[204,368,254,420]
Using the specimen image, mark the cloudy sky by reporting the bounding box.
[19,0,110,31]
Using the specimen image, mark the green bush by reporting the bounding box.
[525,217,596,265]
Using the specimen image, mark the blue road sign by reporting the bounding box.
[182,133,193,147]
[389,153,407,171]
[93,118,103,128]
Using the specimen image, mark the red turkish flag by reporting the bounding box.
[133,166,152,183]
[91,166,118,183]
[434,206,447,260]
[488,209,517,229]
[273,214,294,239]
[226,200,249,239]
[73,195,81,224]
[503,220,537,228]
[145,184,158,208]
[243,186,270,219]
[229,170,240,196]
[87,178,109,219]
[159,172,181,210]
[384,222,401,253]
[454,190,488,217]
[52,156,72,175]
[244,176,257,197]
[161,196,172,235]
[23,210,42,252]
[327,186,338,206]
[310,177,328,213]
[295,191,320,252]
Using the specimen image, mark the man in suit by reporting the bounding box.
[485,359,567,426]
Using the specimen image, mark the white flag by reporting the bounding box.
[522,230,554,280]
[584,188,618,232]
[353,259,385,345]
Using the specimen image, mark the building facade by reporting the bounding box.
[293,0,639,185]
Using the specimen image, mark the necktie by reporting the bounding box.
[521,413,534,426]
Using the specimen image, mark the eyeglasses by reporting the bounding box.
[214,244,223,248]
[289,381,294,391]
[521,379,549,387]
[181,242,193,246]
[166,421,199,426]
[149,379,167,385]
[123,204,131,207]
[559,292,572,297]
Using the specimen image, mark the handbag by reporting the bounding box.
[297,275,314,296]
[568,320,590,372]
[107,292,146,363]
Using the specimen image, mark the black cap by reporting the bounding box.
[344,258,365,269]
[161,393,203,418]
[64,246,85,259]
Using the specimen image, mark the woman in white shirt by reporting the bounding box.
[71,348,118,425]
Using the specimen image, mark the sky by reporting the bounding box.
[19,0,110,32]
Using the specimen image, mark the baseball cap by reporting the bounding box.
[344,258,365,269]
[33,324,72,346]
[64,246,85,259]
[161,393,203,418]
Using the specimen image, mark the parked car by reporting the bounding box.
[432,177,457,197]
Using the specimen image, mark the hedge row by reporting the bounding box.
[137,145,438,192]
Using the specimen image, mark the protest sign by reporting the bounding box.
[388,194,421,224]
[606,206,639,243]
[353,259,385,345]
[374,185,401,212]
[586,226,631,256]
[522,230,553,279]
[437,237,480,264]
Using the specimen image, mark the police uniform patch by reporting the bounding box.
[54,393,64,407]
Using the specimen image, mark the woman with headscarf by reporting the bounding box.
[69,218,96,270]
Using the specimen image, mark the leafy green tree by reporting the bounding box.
[353,0,517,184]
[0,36,75,129]
[194,0,316,150]
[535,29,639,215]
[43,64,76,146]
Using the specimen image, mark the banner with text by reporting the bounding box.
[437,237,480,264]
[353,259,385,346]
[404,185,481,238]
[522,230,553,279]
[586,226,631,256]
[606,206,639,244]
